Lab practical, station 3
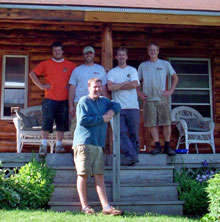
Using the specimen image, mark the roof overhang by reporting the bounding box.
[0,4,219,26]
[0,0,220,12]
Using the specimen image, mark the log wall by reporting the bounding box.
[0,20,220,153]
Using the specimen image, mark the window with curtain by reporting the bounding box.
[1,55,28,119]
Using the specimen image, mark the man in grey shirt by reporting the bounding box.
[68,46,108,133]
[138,43,178,156]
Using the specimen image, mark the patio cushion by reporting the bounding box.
[16,111,39,129]
[181,118,208,132]
[21,126,42,131]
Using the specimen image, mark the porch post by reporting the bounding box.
[101,23,113,72]
[101,23,120,201]
[112,113,121,201]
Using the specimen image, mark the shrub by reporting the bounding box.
[0,159,55,209]
[175,168,209,216]
[201,172,220,222]
[0,168,20,209]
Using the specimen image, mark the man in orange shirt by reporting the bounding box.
[29,41,76,157]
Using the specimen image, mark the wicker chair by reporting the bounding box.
[171,106,215,154]
[13,105,73,153]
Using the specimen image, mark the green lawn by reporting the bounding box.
[0,210,200,222]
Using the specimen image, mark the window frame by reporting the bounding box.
[1,54,29,120]
[168,57,213,119]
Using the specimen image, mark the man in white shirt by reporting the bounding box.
[68,46,108,133]
[138,43,178,156]
[108,47,140,165]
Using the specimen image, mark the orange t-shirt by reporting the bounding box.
[34,58,76,101]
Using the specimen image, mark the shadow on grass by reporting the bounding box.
[63,210,201,221]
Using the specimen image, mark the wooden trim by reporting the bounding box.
[85,11,220,27]
[1,8,219,26]
[101,23,113,72]
[0,0,220,12]
[0,8,84,21]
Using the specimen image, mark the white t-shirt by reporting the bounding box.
[138,59,176,101]
[69,63,107,102]
[107,65,140,109]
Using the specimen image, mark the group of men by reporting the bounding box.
[29,41,178,215]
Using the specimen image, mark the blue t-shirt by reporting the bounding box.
[73,96,121,147]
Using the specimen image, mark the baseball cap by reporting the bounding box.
[83,46,95,54]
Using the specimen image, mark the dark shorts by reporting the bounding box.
[42,99,69,133]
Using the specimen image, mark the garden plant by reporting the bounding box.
[175,161,218,217]
[201,171,220,221]
[0,158,54,209]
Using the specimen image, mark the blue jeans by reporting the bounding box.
[120,109,140,160]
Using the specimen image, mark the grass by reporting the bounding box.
[0,209,200,222]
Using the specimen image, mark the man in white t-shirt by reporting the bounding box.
[68,46,108,133]
[138,43,178,156]
[108,47,140,166]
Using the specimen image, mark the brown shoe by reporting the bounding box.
[102,206,123,216]
[81,206,95,214]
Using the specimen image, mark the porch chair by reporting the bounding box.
[13,105,73,153]
[170,106,215,154]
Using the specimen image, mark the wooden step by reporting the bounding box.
[0,153,167,167]
[106,154,167,166]
[48,200,184,215]
[0,153,74,167]
[52,165,175,184]
[50,182,179,202]
[0,153,168,167]
[50,183,112,202]
[107,166,175,184]
[120,183,178,201]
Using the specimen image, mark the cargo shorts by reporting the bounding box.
[73,144,104,176]
[143,98,171,127]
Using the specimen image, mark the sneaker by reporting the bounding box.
[121,157,136,166]
[150,146,162,155]
[55,145,66,153]
[133,158,139,164]
[164,146,176,156]
[102,206,123,216]
[39,145,47,157]
[81,206,95,214]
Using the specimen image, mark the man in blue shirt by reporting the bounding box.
[73,78,122,215]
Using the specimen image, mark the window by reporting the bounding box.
[169,58,212,118]
[1,55,28,119]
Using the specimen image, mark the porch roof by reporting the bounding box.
[0,1,219,26]
[0,0,219,12]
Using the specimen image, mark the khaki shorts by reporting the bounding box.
[143,98,171,127]
[73,144,104,176]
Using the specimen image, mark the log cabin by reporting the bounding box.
[0,0,220,153]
